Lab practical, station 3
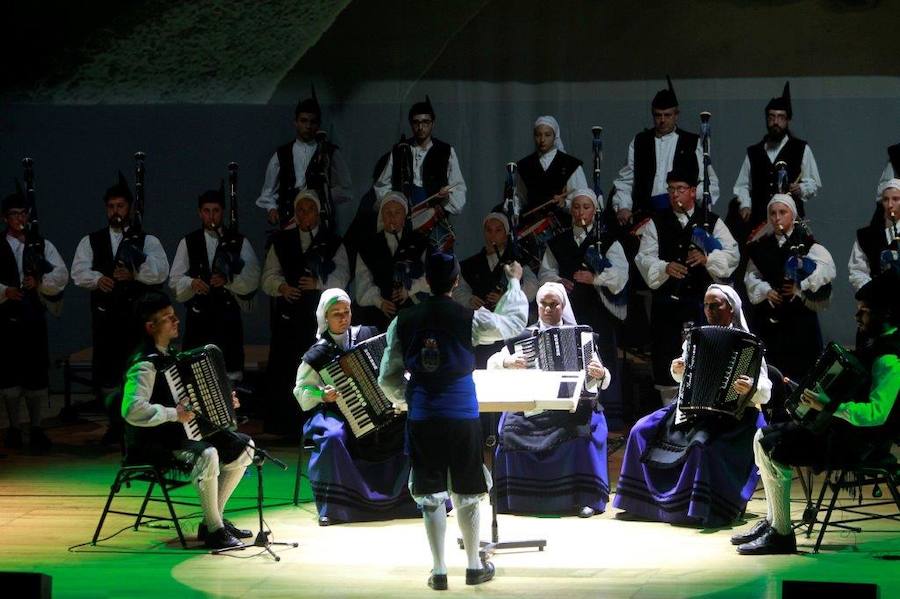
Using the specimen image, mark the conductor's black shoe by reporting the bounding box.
[199,520,252,540]
[29,427,52,451]
[465,561,495,585]
[203,527,244,550]
[427,572,448,591]
[4,428,23,449]
[578,506,596,518]
[730,519,770,546]
[737,528,796,555]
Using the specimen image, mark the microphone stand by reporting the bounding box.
[187,409,298,560]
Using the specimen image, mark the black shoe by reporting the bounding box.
[578,506,596,518]
[223,519,252,539]
[737,528,797,555]
[4,428,23,449]
[199,520,252,541]
[318,515,344,527]
[465,561,495,585]
[203,526,244,550]
[730,519,770,546]
[29,427,52,451]
[427,572,448,591]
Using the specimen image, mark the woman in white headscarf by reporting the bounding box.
[849,177,900,291]
[514,116,589,222]
[487,282,611,518]
[292,289,418,526]
[261,189,350,435]
[744,193,836,381]
[614,283,772,528]
[354,191,431,332]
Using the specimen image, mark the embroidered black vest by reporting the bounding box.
[746,135,807,225]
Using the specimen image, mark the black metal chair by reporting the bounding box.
[804,452,900,553]
[93,459,197,548]
[292,439,316,506]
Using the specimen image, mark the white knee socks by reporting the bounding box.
[422,502,448,575]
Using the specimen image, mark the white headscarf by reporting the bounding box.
[534,116,565,152]
[376,191,408,233]
[294,189,321,212]
[766,193,797,219]
[567,188,599,211]
[877,178,900,200]
[706,283,750,333]
[315,288,352,338]
[482,212,510,236]
[536,282,577,330]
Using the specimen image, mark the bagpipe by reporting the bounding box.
[669,112,723,301]
[481,163,527,308]
[20,158,54,282]
[308,130,337,233]
[581,126,627,315]
[389,229,426,294]
[211,162,246,282]
[115,152,149,272]
[880,208,900,275]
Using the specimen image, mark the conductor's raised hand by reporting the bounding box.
[504,261,523,281]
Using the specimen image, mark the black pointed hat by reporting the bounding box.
[104,171,133,205]
[295,84,322,119]
[765,81,792,119]
[197,184,225,208]
[652,75,678,110]
[409,94,436,121]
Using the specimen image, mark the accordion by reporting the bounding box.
[162,344,236,441]
[785,342,868,433]
[677,326,764,420]
[318,333,403,440]
[510,325,595,374]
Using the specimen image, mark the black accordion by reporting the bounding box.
[785,342,868,433]
[318,333,403,440]
[162,344,236,441]
[677,326,765,420]
[510,325,595,374]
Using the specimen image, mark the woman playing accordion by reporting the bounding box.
[614,284,772,527]
[293,289,418,526]
[488,282,610,517]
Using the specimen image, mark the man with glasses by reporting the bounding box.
[256,88,353,231]
[730,81,821,237]
[1,192,68,450]
[373,95,467,247]
[635,165,739,404]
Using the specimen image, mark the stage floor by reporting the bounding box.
[1,415,898,598]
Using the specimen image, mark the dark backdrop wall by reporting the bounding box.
[2,0,899,382]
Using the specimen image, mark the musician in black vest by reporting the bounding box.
[734,272,900,555]
[635,166,739,403]
[614,284,771,527]
[293,289,418,526]
[379,252,527,591]
[849,178,900,292]
[515,115,587,231]
[454,211,538,367]
[354,192,430,332]
[71,176,169,428]
[261,190,349,435]
[256,89,352,230]
[169,190,260,380]
[744,194,836,382]
[121,292,253,549]
[611,77,718,227]
[539,189,628,429]
[1,193,68,450]
[731,82,822,237]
